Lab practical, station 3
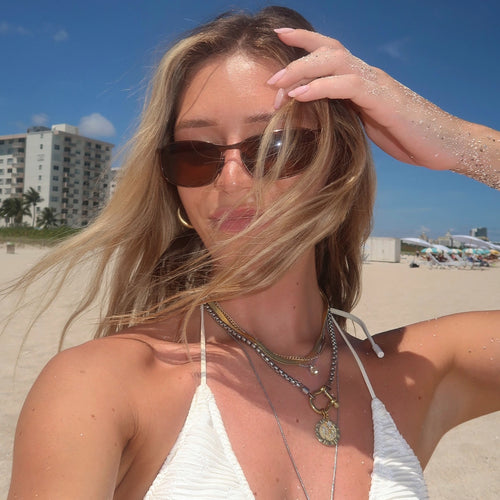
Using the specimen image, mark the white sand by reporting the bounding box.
[1,245,499,498]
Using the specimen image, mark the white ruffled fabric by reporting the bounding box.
[144,382,254,499]
[370,398,429,499]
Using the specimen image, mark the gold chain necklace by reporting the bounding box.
[206,299,327,374]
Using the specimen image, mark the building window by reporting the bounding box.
[40,144,43,149]
[39,165,43,170]
[52,175,59,181]
[38,175,42,181]
[52,186,59,192]
[54,165,59,170]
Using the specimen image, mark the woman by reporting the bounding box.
[8,6,500,499]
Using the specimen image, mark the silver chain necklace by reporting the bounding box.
[240,340,339,500]
[204,303,340,446]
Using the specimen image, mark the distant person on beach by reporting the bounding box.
[7,6,500,499]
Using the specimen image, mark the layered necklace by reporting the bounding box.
[207,299,328,375]
[205,301,340,447]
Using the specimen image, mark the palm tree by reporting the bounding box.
[0,197,31,226]
[36,207,59,228]
[23,187,43,227]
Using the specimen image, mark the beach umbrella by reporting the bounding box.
[401,237,433,248]
[452,235,500,251]
[465,248,489,255]
[433,244,452,253]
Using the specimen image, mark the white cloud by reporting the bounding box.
[378,38,410,60]
[53,29,68,42]
[79,113,116,138]
[31,113,49,126]
[0,21,31,36]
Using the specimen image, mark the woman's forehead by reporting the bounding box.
[175,53,280,129]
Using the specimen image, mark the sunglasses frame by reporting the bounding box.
[158,128,318,188]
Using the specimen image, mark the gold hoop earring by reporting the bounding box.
[177,207,194,229]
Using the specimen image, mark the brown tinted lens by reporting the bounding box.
[282,129,318,177]
[247,130,317,178]
[162,142,222,187]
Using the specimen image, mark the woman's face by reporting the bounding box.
[174,52,311,252]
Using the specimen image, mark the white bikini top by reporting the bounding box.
[144,307,428,499]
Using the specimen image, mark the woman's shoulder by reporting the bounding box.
[43,320,194,388]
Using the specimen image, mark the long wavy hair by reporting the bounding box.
[8,6,375,344]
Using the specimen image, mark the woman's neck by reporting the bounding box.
[208,249,325,352]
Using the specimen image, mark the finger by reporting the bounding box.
[269,45,376,91]
[285,75,394,126]
[274,28,344,54]
[287,74,366,104]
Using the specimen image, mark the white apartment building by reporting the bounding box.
[0,124,113,227]
[0,133,26,202]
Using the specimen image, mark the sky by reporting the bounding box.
[1,0,499,241]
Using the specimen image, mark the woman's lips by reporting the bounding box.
[210,207,256,232]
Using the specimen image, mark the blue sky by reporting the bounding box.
[1,0,499,240]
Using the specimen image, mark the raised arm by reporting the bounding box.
[268,28,500,190]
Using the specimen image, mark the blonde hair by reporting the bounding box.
[10,6,375,343]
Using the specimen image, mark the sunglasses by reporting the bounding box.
[158,128,318,187]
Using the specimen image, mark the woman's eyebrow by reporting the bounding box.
[176,118,216,130]
[245,112,274,124]
[176,112,274,131]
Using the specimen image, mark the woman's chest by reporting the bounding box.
[114,344,427,499]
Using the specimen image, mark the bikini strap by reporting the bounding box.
[330,312,377,400]
[199,304,207,385]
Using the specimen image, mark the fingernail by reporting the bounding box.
[267,68,287,85]
[274,28,295,34]
[288,85,310,98]
[273,88,285,110]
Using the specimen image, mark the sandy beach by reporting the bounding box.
[1,244,499,498]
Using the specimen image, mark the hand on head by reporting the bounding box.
[268,28,500,188]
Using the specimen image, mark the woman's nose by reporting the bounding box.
[214,149,252,190]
